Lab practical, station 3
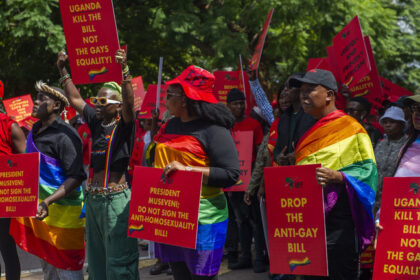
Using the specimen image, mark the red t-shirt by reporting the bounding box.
[0,113,16,156]
[77,123,91,166]
[233,116,264,162]
[128,120,146,176]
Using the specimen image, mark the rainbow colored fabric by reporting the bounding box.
[88,66,108,81]
[153,127,228,276]
[295,110,377,250]
[10,131,85,270]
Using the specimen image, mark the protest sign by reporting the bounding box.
[224,131,253,192]
[380,76,412,103]
[306,58,331,72]
[128,166,202,249]
[138,85,168,119]
[360,242,376,269]
[19,116,38,131]
[264,164,328,276]
[3,95,34,124]
[249,8,274,71]
[0,153,39,218]
[349,36,384,108]
[59,0,122,84]
[332,15,371,87]
[373,177,420,280]
[131,76,146,111]
[0,80,4,99]
[213,70,253,114]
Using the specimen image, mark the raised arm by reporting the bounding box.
[57,52,86,115]
[115,49,135,123]
[10,123,26,154]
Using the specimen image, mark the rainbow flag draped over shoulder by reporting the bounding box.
[152,123,228,276]
[10,131,85,270]
[295,110,377,250]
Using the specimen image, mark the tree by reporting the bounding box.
[0,0,418,100]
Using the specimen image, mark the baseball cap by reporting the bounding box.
[166,65,218,104]
[404,95,420,105]
[289,69,338,92]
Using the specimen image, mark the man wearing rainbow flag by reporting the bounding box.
[11,81,86,279]
[291,69,377,279]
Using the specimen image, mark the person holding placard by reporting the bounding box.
[11,81,86,279]
[0,113,25,280]
[291,69,378,279]
[57,50,139,279]
[150,65,240,280]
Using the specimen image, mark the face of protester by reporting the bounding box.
[345,101,366,123]
[300,84,332,119]
[278,89,291,112]
[165,84,187,118]
[381,118,404,139]
[32,92,61,120]
[411,102,420,130]
[95,87,121,120]
[227,100,246,119]
[141,119,153,131]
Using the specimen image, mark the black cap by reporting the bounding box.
[289,69,338,92]
[227,88,245,103]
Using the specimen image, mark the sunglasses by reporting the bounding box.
[90,97,121,106]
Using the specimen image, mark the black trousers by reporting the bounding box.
[0,218,21,280]
[170,262,218,280]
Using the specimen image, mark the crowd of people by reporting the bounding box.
[0,48,419,280]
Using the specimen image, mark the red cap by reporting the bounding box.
[166,65,218,104]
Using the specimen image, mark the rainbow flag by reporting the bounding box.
[289,257,311,271]
[129,224,144,235]
[10,131,85,270]
[295,110,377,250]
[152,127,228,276]
[88,66,108,81]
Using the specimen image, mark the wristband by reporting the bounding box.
[59,73,71,84]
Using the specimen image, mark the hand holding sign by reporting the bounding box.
[315,167,343,186]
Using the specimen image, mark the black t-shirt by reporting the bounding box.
[83,105,135,173]
[32,117,86,181]
[163,118,240,187]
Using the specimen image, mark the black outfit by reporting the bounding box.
[32,116,86,181]
[83,105,135,173]
[273,107,316,159]
[364,123,382,149]
[163,118,240,186]
[0,218,20,280]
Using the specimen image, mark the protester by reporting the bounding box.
[0,113,25,280]
[10,81,86,279]
[57,49,139,279]
[150,65,240,280]
[292,69,377,279]
[225,88,266,272]
[373,106,408,214]
[272,73,316,166]
[345,96,383,148]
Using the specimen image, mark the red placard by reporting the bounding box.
[131,76,146,112]
[128,166,202,249]
[59,0,122,84]
[249,8,274,71]
[306,58,331,72]
[332,15,371,87]
[138,85,168,119]
[0,153,40,217]
[264,164,328,276]
[3,95,34,124]
[0,80,4,99]
[380,76,412,103]
[224,131,253,192]
[360,241,376,269]
[213,71,253,114]
[373,177,420,280]
[19,116,38,131]
[349,36,384,108]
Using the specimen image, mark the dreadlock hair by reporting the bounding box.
[186,98,235,129]
[35,81,69,113]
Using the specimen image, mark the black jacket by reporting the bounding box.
[273,106,316,159]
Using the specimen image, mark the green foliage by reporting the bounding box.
[0,0,419,100]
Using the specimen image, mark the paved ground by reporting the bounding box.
[0,247,271,280]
